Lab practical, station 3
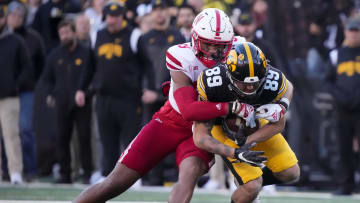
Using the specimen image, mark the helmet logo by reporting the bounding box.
[210,17,224,33]
[110,4,117,11]
[210,13,226,37]
[227,50,238,72]
[238,53,245,61]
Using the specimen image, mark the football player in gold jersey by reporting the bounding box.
[193,42,300,203]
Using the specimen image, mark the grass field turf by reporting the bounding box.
[0,183,360,203]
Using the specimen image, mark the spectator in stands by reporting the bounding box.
[0,4,34,185]
[75,1,154,178]
[327,15,360,195]
[32,0,81,52]
[176,5,196,42]
[26,0,42,26]
[84,0,107,48]
[40,19,94,184]
[233,11,280,67]
[307,0,354,79]
[141,0,185,126]
[75,13,91,48]
[187,0,203,14]
[6,0,46,182]
[138,14,153,34]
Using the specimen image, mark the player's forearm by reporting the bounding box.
[246,118,286,143]
[282,80,293,104]
[197,134,235,158]
[193,121,235,158]
[174,86,228,121]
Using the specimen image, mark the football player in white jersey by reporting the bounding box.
[74,8,264,203]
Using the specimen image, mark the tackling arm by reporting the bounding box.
[171,70,230,121]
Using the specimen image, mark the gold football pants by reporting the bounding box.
[210,119,298,184]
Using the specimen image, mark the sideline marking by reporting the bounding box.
[0,201,166,203]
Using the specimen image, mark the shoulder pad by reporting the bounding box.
[260,66,287,103]
[165,43,192,72]
[196,64,236,102]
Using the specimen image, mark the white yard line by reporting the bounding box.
[0,201,166,203]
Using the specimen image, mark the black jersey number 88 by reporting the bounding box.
[205,66,222,87]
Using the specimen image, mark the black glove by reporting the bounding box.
[233,142,267,167]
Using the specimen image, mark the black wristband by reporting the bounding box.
[234,148,240,159]
[228,101,241,115]
[278,101,288,111]
[235,135,247,146]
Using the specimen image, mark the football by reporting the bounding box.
[223,115,245,132]
[223,115,259,136]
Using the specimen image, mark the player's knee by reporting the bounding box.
[179,158,207,182]
[180,157,206,175]
[243,178,262,194]
[276,164,300,183]
[232,178,262,202]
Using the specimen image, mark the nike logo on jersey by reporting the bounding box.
[190,66,198,71]
[155,118,163,123]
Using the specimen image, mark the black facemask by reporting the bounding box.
[211,49,223,63]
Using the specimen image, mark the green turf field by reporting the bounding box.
[0,183,359,203]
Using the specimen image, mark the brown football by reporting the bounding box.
[223,115,259,136]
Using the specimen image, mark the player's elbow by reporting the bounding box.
[193,137,201,149]
[286,80,294,98]
[193,133,203,149]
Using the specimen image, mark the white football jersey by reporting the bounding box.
[165,36,246,113]
[166,42,207,113]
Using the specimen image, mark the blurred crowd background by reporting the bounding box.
[0,0,360,196]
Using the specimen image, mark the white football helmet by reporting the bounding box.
[191,8,234,68]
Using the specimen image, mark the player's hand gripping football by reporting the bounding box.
[256,104,285,123]
[233,142,267,167]
[229,101,256,128]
